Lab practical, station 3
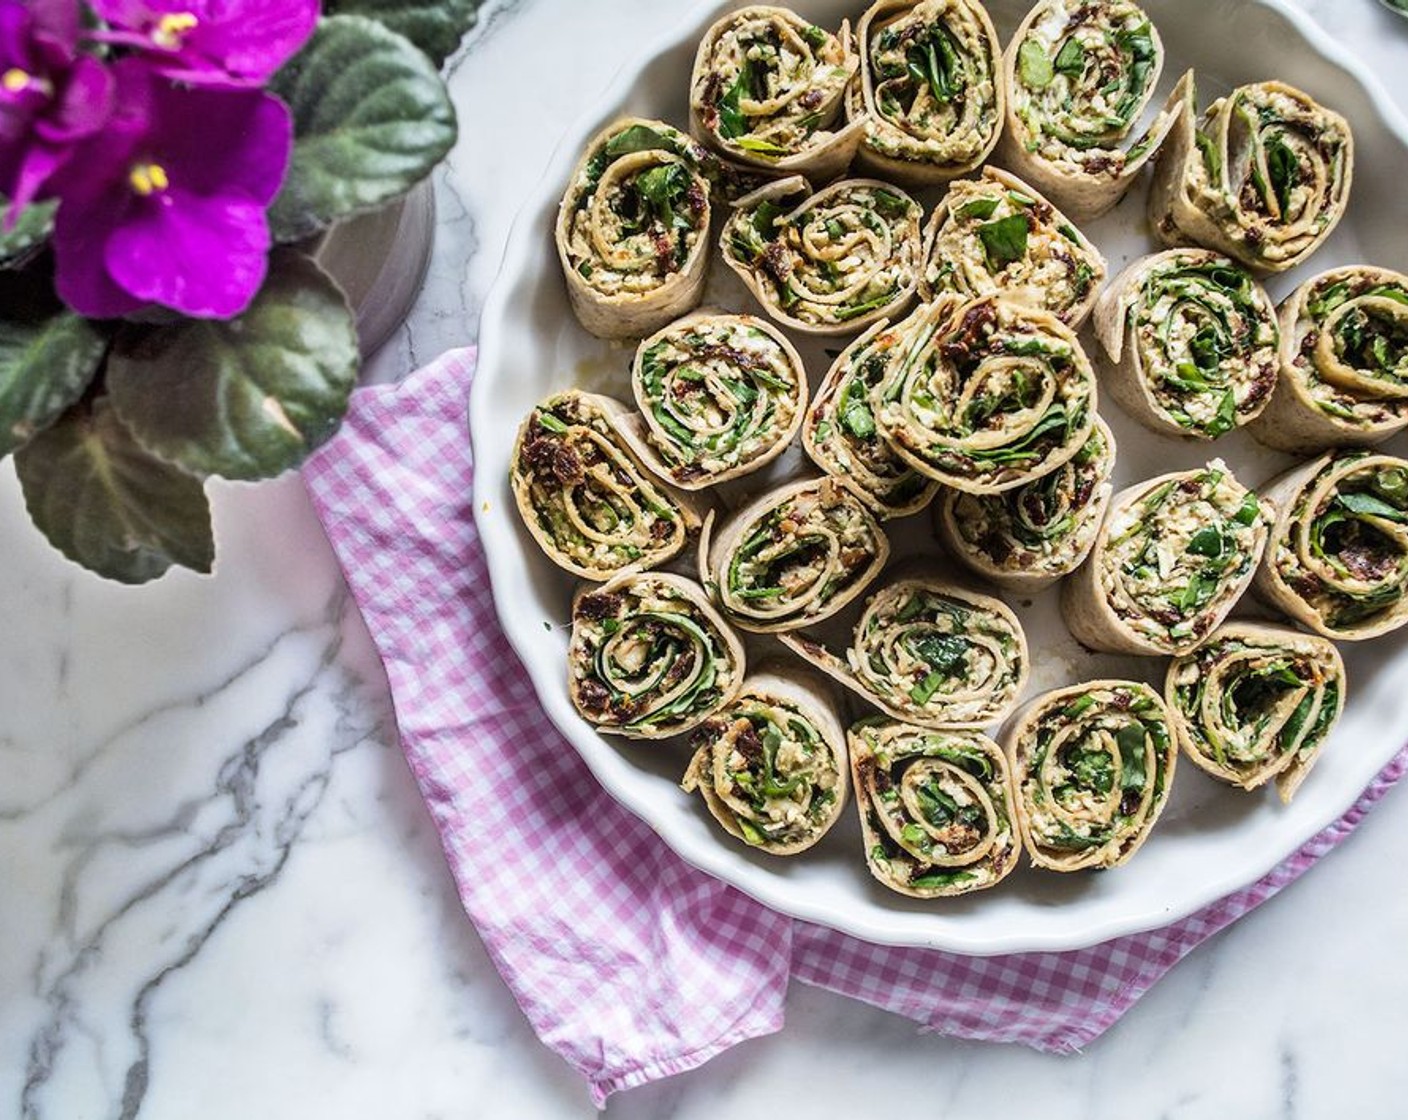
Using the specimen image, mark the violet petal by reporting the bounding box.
[105,191,271,319]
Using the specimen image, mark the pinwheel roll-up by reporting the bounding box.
[557,118,717,340]
[802,319,940,519]
[689,6,863,182]
[847,0,1005,187]
[700,476,890,633]
[568,571,745,739]
[779,575,1029,728]
[511,391,701,581]
[1063,460,1271,656]
[1254,451,1408,640]
[874,295,1099,494]
[850,719,1020,897]
[937,416,1116,592]
[681,664,848,855]
[1149,78,1354,274]
[1166,622,1345,803]
[1005,681,1176,872]
[721,176,923,336]
[998,1,1184,221]
[1093,249,1279,440]
[1247,267,1408,453]
[919,167,1107,328]
[629,311,808,489]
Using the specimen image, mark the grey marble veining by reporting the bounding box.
[3,2,1408,1118]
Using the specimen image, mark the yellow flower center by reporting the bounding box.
[152,12,199,49]
[2,68,30,93]
[129,163,171,197]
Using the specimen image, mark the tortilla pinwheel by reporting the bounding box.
[1248,266,1408,452]
[1062,460,1270,655]
[779,572,1028,728]
[850,718,1021,897]
[1149,77,1354,273]
[511,391,700,581]
[1005,680,1176,872]
[568,571,745,739]
[1092,249,1279,440]
[1165,622,1345,803]
[682,664,849,855]
[1254,450,1408,640]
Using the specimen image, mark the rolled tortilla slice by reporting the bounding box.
[689,6,863,182]
[720,176,923,336]
[1165,621,1345,804]
[700,476,889,633]
[873,295,1098,494]
[919,166,1106,328]
[1005,680,1176,872]
[1247,266,1408,453]
[556,118,717,340]
[997,2,1185,221]
[936,416,1116,593]
[850,718,1020,897]
[1254,450,1408,640]
[568,571,745,740]
[511,391,701,581]
[778,573,1028,728]
[802,318,940,519]
[627,310,808,490]
[846,0,1005,187]
[681,663,848,855]
[1149,77,1354,274]
[1063,459,1271,656]
[1093,249,1279,440]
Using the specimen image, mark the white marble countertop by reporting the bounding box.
[4,1,1408,1117]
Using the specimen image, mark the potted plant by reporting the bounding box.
[0,0,477,583]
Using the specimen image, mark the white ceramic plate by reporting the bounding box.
[472,0,1408,954]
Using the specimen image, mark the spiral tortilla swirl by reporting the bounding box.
[937,416,1115,592]
[1166,622,1345,804]
[1005,681,1176,872]
[919,166,1106,327]
[1149,77,1354,274]
[779,574,1028,729]
[1254,450,1408,641]
[630,311,807,489]
[700,476,890,634]
[1093,249,1279,440]
[873,295,1098,494]
[998,0,1182,221]
[568,571,745,739]
[1062,459,1270,656]
[682,666,848,855]
[689,6,862,181]
[847,0,1004,186]
[802,318,940,519]
[511,391,699,581]
[1248,266,1408,452]
[851,719,1020,897]
[557,118,717,339]
[721,175,922,335]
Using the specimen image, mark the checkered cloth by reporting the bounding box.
[302,347,1408,1107]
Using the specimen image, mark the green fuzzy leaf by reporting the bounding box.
[105,252,358,481]
[15,396,214,584]
[268,15,458,242]
[0,271,109,457]
[320,0,482,68]
[0,198,56,268]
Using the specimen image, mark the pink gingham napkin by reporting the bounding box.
[302,347,1408,1106]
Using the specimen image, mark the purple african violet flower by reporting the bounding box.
[0,0,113,220]
[90,0,319,86]
[52,59,291,320]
